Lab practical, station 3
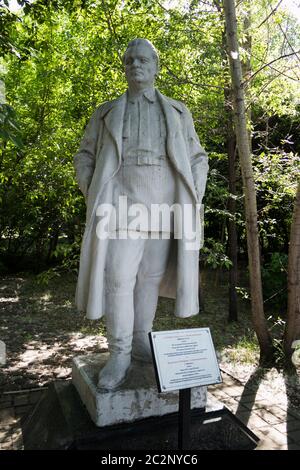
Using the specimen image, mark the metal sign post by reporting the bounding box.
[178,388,191,450]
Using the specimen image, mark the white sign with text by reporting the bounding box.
[149,328,222,392]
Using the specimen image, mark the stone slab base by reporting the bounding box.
[72,353,207,427]
[22,381,259,450]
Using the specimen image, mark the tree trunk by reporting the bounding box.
[223,0,274,363]
[227,110,238,322]
[222,18,239,322]
[284,181,300,362]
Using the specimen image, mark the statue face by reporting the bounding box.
[124,43,157,89]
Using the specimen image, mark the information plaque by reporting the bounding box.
[149,328,222,392]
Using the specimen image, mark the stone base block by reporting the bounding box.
[72,353,207,427]
[22,381,259,450]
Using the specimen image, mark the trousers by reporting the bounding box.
[103,237,172,359]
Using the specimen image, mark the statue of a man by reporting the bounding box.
[74,38,209,390]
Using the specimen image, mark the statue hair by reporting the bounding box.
[122,38,160,72]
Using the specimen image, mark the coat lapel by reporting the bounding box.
[103,89,196,200]
[103,92,127,162]
[156,90,197,199]
[156,89,181,137]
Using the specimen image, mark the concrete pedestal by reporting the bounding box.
[22,381,259,450]
[72,353,207,427]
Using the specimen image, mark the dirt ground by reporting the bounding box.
[1,272,300,413]
[0,274,108,391]
[0,271,216,391]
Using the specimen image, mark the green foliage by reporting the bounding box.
[262,252,288,310]
[0,0,225,271]
[0,103,23,147]
[0,0,299,290]
[201,238,232,269]
[254,151,299,255]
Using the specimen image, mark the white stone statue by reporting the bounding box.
[74,38,209,390]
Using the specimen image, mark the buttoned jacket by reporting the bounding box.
[74,89,209,320]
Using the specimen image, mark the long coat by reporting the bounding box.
[74,90,209,320]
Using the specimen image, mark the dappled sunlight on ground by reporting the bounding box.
[68,332,104,350]
[0,269,256,391]
[220,361,300,410]
[0,274,107,391]
[0,333,108,389]
[2,269,297,410]
[1,330,108,390]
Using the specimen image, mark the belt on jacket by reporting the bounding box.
[121,154,169,166]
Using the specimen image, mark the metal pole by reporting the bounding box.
[178,388,191,450]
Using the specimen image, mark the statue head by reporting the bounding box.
[123,38,159,90]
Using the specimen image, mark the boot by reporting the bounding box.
[131,332,153,363]
[98,294,134,390]
[131,281,159,363]
[98,352,131,390]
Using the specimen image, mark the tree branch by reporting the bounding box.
[101,0,122,63]
[245,68,299,111]
[246,50,300,83]
[266,62,300,82]
[245,50,300,83]
[165,65,224,90]
[278,21,300,65]
[257,0,283,29]
[212,0,222,12]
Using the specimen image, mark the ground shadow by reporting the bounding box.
[0,274,106,391]
[235,367,266,425]
[234,365,300,449]
[0,270,254,392]
[283,368,300,449]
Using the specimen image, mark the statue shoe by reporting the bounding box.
[97,353,131,390]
